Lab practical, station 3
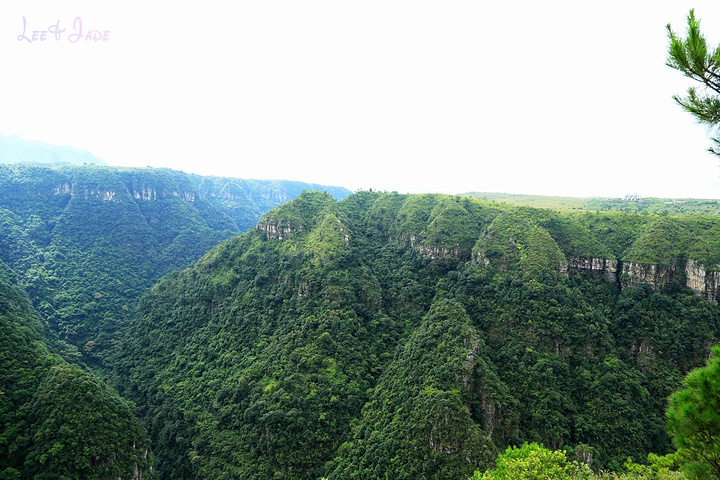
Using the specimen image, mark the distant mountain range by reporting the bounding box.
[0,133,107,166]
[464,191,720,215]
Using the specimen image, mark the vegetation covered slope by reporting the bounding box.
[0,258,151,479]
[116,191,720,479]
[0,164,350,369]
[464,191,720,215]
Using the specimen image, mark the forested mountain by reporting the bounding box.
[0,258,152,479]
[115,190,720,479]
[0,164,350,369]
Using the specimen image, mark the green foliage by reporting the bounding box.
[113,191,720,478]
[329,299,496,479]
[304,213,351,264]
[622,453,685,479]
[0,260,150,479]
[6,167,720,480]
[625,217,689,266]
[667,10,720,156]
[479,442,592,480]
[542,215,613,260]
[260,190,338,233]
[474,209,567,275]
[476,447,685,480]
[0,165,349,371]
[422,197,499,259]
[667,346,720,479]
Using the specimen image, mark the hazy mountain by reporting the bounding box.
[0,133,107,166]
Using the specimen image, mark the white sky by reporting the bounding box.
[3,1,720,198]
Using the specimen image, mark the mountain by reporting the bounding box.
[0,258,152,479]
[0,133,107,166]
[0,164,350,369]
[115,191,720,478]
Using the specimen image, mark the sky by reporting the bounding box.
[3,2,720,198]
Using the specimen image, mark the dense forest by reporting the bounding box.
[0,164,349,372]
[7,6,720,480]
[111,190,720,479]
[0,258,152,479]
[4,164,720,478]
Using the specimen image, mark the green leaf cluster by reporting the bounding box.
[667,10,720,156]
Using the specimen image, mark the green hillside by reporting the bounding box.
[464,191,720,215]
[0,164,350,370]
[0,258,152,479]
[115,191,720,479]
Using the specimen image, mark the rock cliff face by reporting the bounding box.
[597,258,720,304]
[132,188,158,201]
[439,242,720,305]
[79,188,120,201]
[389,235,464,260]
[567,257,618,282]
[256,220,302,240]
[53,183,71,195]
[400,231,720,304]
[621,262,677,290]
[685,259,720,303]
[416,243,462,260]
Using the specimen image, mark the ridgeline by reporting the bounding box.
[114,190,720,478]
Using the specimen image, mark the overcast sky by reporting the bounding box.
[3,1,720,198]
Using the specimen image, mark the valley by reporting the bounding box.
[2,168,720,479]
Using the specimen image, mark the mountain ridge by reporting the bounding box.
[115,190,720,478]
[0,164,350,370]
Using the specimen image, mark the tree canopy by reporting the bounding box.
[667,346,720,479]
[667,9,720,156]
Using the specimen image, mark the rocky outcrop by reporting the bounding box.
[686,259,706,293]
[257,192,290,202]
[53,183,71,195]
[568,256,618,282]
[256,220,302,240]
[89,444,149,480]
[389,235,451,259]
[80,188,120,201]
[417,243,462,260]
[389,234,469,261]
[614,259,720,303]
[620,262,676,290]
[214,182,247,200]
[685,259,720,304]
[558,260,569,278]
[132,188,158,201]
[131,188,196,201]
